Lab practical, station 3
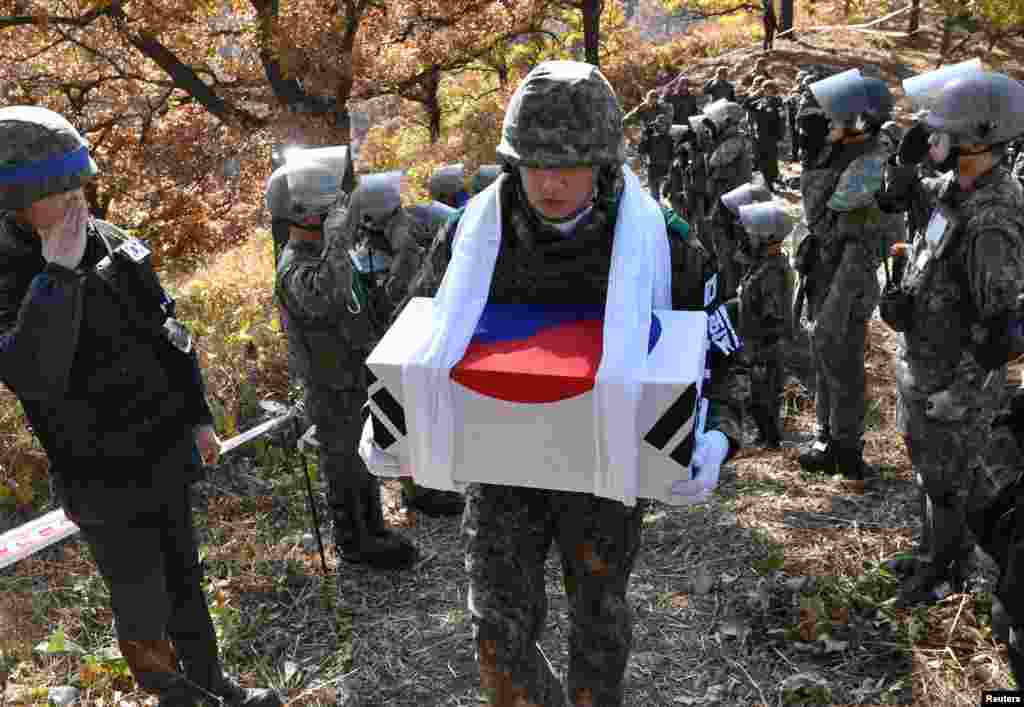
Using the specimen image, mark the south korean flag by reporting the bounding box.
[365,366,406,451]
[643,383,703,472]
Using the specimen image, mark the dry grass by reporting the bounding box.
[5,6,1024,706]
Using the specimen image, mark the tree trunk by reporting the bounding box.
[940,16,953,59]
[427,100,442,144]
[581,0,601,67]
[908,0,920,32]
[425,66,443,143]
[780,0,794,32]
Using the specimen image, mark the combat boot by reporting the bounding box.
[797,433,833,472]
[894,552,971,607]
[209,676,283,707]
[831,440,865,480]
[363,474,418,566]
[401,480,465,518]
[333,473,418,571]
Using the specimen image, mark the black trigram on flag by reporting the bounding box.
[643,384,698,467]
[365,367,405,450]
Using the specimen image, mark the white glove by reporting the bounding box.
[690,430,729,496]
[38,189,88,270]
[358,417,407,478]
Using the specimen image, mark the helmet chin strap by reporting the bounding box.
[956,146,996,184]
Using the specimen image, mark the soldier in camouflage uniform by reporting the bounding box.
[737,201,794,448]
[972,387,1024,684]
[685,118,713,250]
[399,60,744,707]
[269,162,421,570]
[703,99,754,297]
[875,71,1024,605]
[793,71,895,480]
[709,181,771,304]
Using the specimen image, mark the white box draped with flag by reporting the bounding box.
[364,297,709,505]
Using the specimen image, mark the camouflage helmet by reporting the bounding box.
[265,145,352,224]
[923,71,1024,146]
[721,182,772,217]
[496,60,625,168]
[0,106,99,211]
[738,201,791,246]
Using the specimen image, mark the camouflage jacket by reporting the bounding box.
[739,250,793,357]
[275,235,374,391]
[401,172,744,454]
[897,165,1024,395]
[802,137,891,257]
[708,132,754,201]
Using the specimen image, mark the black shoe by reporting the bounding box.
[797,435,833,471]
[402,485,465,518]
[212,676,283,707]
[894,565,965,607]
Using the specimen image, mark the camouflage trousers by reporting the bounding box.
[464,484,646,707]
[304,383,365,508]
[708,218,742,302]
[748,345,783,431]
[896,367,1016,573]
[808,244,880,445]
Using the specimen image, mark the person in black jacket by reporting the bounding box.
[0,106,280,707]
[704,67,737,103]
[748,81,786,192]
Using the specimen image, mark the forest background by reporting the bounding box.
[3,0,1024,704]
